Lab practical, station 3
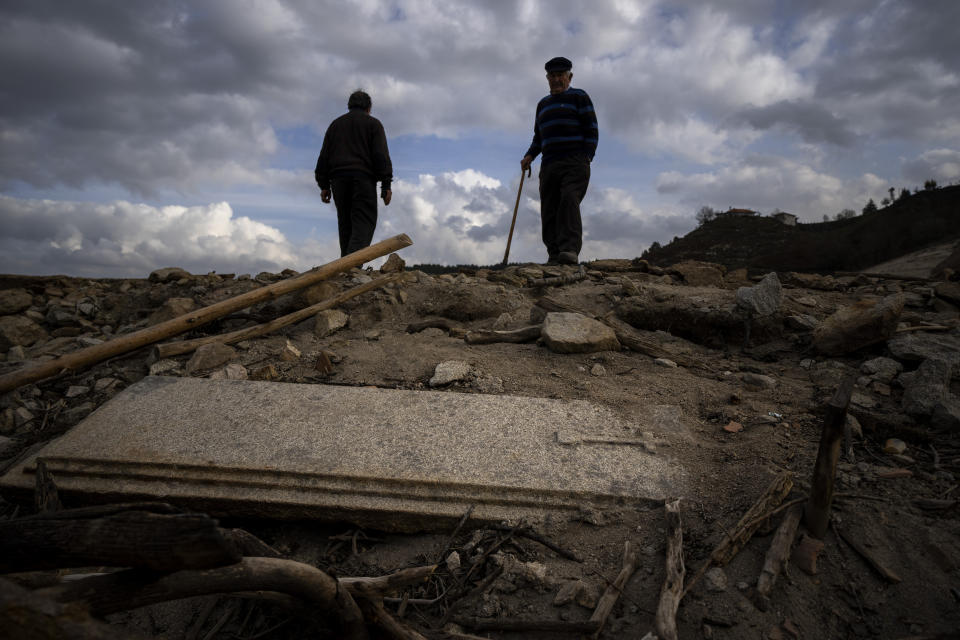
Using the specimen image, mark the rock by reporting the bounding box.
[900,359,951,417]
[471,374,504,394]
[445,551,461,573]
[280,341,301,361]
[742,372,776,390]
[846,414,863,439]
[430,360,472,387]
[723,420,743,433]
[590,363,606,376]
[208,363,248,380]
[314,309,349,337]
[93,377,120,394]
[736,272,782,317]
[704,567,728,592]
[149,267,192,283]
[380,253,406,274]
[670,260,725,287]
[861,356,903,383]
[301,282,339,306]
[149,359,180,375]
[785,314,820,331]
[654,357,677,368]
[6,345,26,362]
[553,579,598,608]
[812,294,904,355]
[516,266,544,280]
[65,385,89,398]
[541,313,620,354]
[250,364,279,381]
[147,297,196,325]
[784,272,841,291]
[185,342,237,374]
[887,332,960,369]
[0,288,33,315]
[883,438,907,455]
[0,315,48,351]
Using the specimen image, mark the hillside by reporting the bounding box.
[644,185,960,273]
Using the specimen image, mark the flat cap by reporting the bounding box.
[545,56,572,72]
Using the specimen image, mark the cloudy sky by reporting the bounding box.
[2,1,959,277]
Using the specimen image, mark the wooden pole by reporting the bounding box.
[0,235,412,393]
[589,540,640,638]
[654,499,685,640]
[755,503,803,610]
[502,167,529,266]
[804,378,854,539]
[153,273,401,359]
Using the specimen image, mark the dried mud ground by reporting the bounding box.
[1,253,959,639]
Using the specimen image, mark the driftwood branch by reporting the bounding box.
[755,503,803,610]
[464,325,541,345]
[0,508,240,574]
[684,471,793,597]
[654,499,685,640]
[155,273,401,358]
[589,540,640,638]
[0,234,413,393]
[37,557,368,639]
[805,378,855,538]
[339,565,438,599]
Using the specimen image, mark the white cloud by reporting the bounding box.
[0,196,301,277]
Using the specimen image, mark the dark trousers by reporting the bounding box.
[331,175,378,257]
[539,155,590,258]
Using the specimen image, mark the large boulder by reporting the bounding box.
[0,289,33,315]
[0,315,48,351]
[149,267,193,283]
[314,309,349,337]
[616,285,780,347]
[812,294,904,356]
[541,313,620,354]
[735,272,782,317]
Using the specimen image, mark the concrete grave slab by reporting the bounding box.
[0,377,687,530]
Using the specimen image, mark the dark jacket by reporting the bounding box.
[315,108,392,192]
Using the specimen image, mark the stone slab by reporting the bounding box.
[0,377,686,530]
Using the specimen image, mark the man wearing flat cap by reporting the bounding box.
[521,56,598,265]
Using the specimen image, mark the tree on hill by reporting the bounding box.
[898,187,911,201]
[924,179,938,190]
[834,208,856,221]
[695,206,717,226]
[863,198,878,215]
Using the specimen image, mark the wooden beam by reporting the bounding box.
[0,235,412,393]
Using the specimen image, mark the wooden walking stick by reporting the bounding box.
[502,166,531,266]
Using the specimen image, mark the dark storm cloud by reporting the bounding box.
[733,100,856,146]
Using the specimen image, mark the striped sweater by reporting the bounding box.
[524,87,598,165]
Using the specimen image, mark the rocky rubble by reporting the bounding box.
[2,255,960,638]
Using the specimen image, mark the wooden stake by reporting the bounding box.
[755,503,803,610]
[0,234,412,393]
[589,540,640,638]
[804,378,855,539]
[654,499,685,640]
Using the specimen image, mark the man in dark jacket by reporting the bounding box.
[315,90,393,257]
[521,57,598,265]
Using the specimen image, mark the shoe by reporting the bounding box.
[557,251,579,265]
[545,255,559,266]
